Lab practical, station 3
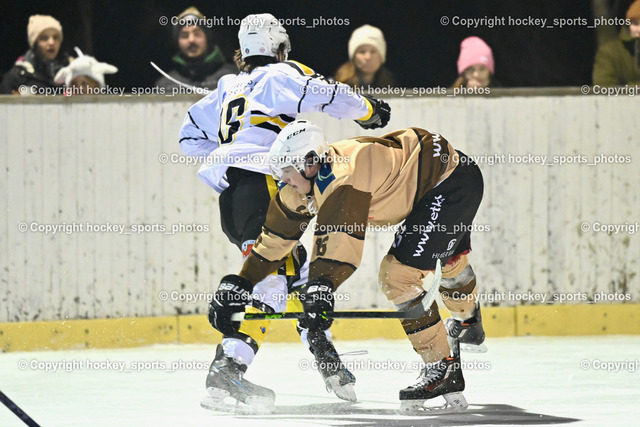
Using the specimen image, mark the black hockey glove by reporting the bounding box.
[208,274,253,336]
[356,94,391,129]
[299,277,335,331]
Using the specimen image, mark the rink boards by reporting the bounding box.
[2,302,639,352]
[1,91,639,350]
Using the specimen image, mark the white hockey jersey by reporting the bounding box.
[178,60,372,193]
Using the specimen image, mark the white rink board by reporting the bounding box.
[1,94,639,321]
[1,336,639,426]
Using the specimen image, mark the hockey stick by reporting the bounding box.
[232,259,442,321]
[149,61,208,95]
[0,390,41,427]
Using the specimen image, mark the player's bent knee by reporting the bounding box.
[441,254,469,279]
[378,254,430,305]
[439,259,478,320]
[440,255,475,290]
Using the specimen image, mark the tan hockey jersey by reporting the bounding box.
[240,127,458,288]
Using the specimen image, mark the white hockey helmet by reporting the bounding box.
[269,120,329,179]
[238,13,291,60]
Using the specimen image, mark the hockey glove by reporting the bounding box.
[356,94,391,129]
[208,274,253,335]
[299,277,335,331]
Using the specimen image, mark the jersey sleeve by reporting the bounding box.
[265,61,371,120]
[309,185,372,288]
[239,186,313,285]
[178,88,221,158]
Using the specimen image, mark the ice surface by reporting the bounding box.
[1,336,639,426]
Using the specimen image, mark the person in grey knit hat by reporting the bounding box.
[154,6,236,90]
[0,14,72,94]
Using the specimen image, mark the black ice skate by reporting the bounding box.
[307,329,357,402]
[445,304,488,353]
[200,344,275,414]
[399,342,468,414]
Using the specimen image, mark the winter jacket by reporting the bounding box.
[0,49,71,94]
[592,27,640,86]
[154,45,236,90]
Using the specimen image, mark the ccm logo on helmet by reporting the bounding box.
[286,128,306,139]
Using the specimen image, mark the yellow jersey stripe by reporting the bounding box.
[250,116,289,129]
[266,175,278,198]
[289,60,315,76]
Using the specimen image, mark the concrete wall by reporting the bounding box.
[1,92,638,322]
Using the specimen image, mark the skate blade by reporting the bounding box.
[400,392,468,415]
[325,376,357,402]
[200,395,233,412]
[201,388,233,412]
[460,342,488,353]
[201,387,275,414]
[245,395,276,414]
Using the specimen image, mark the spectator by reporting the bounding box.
[452,36,498,89]
[0,15,72,94]
[592,0,640,86]
[54,47,118,95]
[154,7,236,90]
[334,24,397,89]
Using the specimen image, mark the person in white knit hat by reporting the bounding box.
[334,24,397,89]
[0,15,72,94]
[54,47,118,94]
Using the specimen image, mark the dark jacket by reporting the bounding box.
[154,45,236,90]
[592,27,640,86]
[0,49,71,94]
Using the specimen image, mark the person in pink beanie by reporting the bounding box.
[452,36,497,89]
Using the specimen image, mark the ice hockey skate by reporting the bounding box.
[307,329,357,402]
[399,340,468,414]
[445,303,488,353]
[200,344,276,414]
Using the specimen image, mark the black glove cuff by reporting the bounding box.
[356,94,390,129]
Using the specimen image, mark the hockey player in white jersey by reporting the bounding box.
[178,13,391,412]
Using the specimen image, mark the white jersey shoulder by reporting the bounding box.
[178,60,370,193]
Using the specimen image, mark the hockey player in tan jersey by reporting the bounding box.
[213,120,485,412]
[191,14,391,413]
